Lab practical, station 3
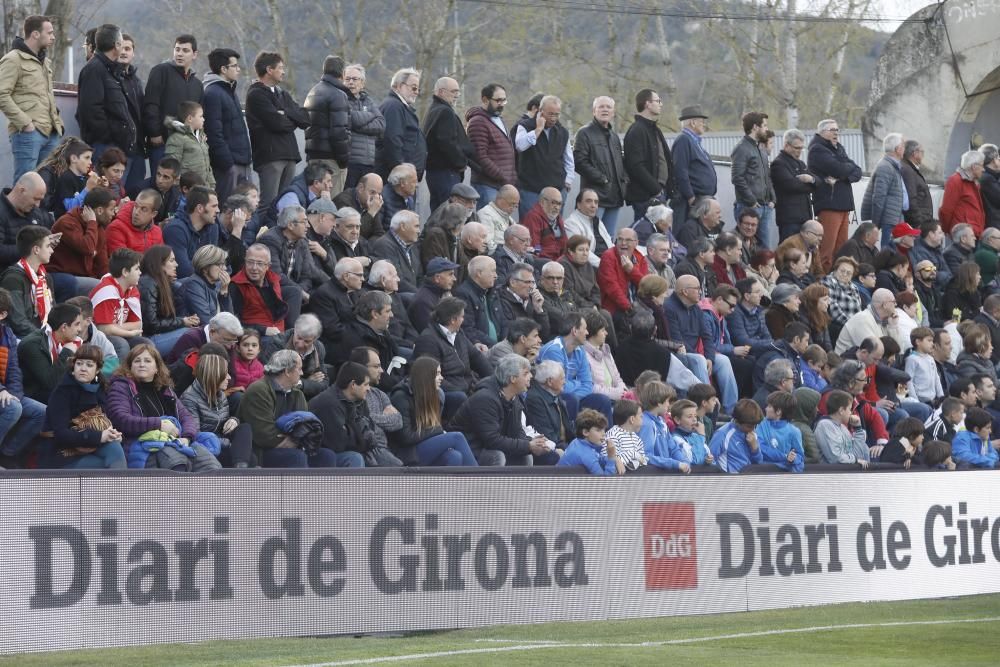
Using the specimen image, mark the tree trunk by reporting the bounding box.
[782,0,799,129]
[43,0,72,82]
[653,14,680,131]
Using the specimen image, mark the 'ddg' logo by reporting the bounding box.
[642,502,698,590]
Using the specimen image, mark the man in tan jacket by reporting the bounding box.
[0,15,64,182]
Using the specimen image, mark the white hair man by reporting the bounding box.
[375,67,426,180]
[369,209,422,293]
[771,128,816,243]
[807,118,863,271]
[368,258,418,350]
[478,184,520,253]
[940,149,986,237]
[573,95,626,234]
[342,64,386,189]
[861,131,908,248]
[381,162,418,224]
[836,288,903,354]
[423,76,476,210]
[514,94,574,218]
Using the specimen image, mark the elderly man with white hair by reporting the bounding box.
[375,68,426,180]
[262,313,329,399]
[563,188,612,267]
[381,162,418,224]
[457,220,489,280]
[836,287,904,354]
[574,95,627,234]
[328,205,371,264]
[423,76,477,210]
[367,259,418,351]
[808,118,863,271]
[0,171,50,265]
[478,184,520,253]
[311,256,366,361]
[524,359,573,453]
[861,132,908,248]
[454,254,502,347]
[257,204,322,300]
[369,209,423,293]
[940,149,987,237]
[514,94,573,218]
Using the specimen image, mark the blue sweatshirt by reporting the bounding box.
[557,437,617,475]
[639,412,686,471]
[669,427,711,465]
[710,421,763,473]
[537,336,593,399]
[951,431,998,469]
[755,418,805,472]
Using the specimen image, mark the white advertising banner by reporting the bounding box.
[2,471,999,653]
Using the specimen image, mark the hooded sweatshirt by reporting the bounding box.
[755,418,805,472]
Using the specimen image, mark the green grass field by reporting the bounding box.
[4,594,999,666]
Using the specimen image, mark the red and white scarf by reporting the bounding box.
[19,259,51,325]
[44,325,81,363]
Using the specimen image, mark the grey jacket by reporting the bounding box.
[861,156,905,229]
[180,379,232,435]
[257,226,324,293]
[730,135,774,207]
[363,385,403,451]
[347,90,385,168]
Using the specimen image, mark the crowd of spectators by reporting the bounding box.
[0,18,997,474]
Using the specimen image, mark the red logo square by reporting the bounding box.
[642,502,698,590]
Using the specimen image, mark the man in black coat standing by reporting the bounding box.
[142,34,203,177]
[76,25,138,162]
[245,51,310,207]
[202,48,252,203]
[770,128,816,243]
[375,68,426,181]
[304,56,352,195]
[575,96,627,235]
[423,76,478,211]
[622,89,673,223]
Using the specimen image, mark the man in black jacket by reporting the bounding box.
[304,56,351,194]
[515,95,572,219]
[142,34,203,177]
[412,296,493,401]
[375,68,426,180]
[454,255,502,347]
[807,118,862,272]
[246,51,310,207]
[623,89,673,222]
[76,25,138,161]
[366,259,418,353]
[901,139,934,228]
[770,128,816,243]
[423,76,478,210]
[307,362,375,468]
[370,209,422,293]
[575,96,627,235]
[339,291,401,389]
[408,257,458,333]
[117,34,146,194]
[311,256,364,362]
[980,143,1000,230]
[203,48,252,203]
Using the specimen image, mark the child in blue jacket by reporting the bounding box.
[755,391,805,472]
[557,409,623,476]
[710,399,764,473]
[951,407,998,469]
[668,399,714,466]
[638,381,690,473]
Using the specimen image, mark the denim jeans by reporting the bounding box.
[10,129,61,182]
[0,396,46,457]
[150,328,192,357]
[561,392,614,423]
[417,432,478,466]
[712,353,739,414]
[335,450,365,468]
[50,273,99,303]
[63,441,127,469]
[737,204,778,250]
[518,190,540,219]
[597,206,621,236]
[261,447,338,468]
[426,169,462,211]
[472,183,498,210]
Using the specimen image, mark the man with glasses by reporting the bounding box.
[479,185,520,253]
[575,96,627,234]
[328,206,370,265]
[499,262,551,342]
[901,139,934,227]
[735,209,761,266]
[467,83,516,208]
[705,284,755,397]
[807,118,862,272]
[203,48,251,203]
[423,76,477,210]
[666,275,739,414]
[770,128,816,243]
[522,186,568,261]
[264,313,329,399]
[304,56,352,195]
[376,68,426,181]
[836,287,901,354]
[776,218,825,277]
[493,223,541,288]
[861,132,908,248]
[231,244,296,341]
[258,204,322,301]
[597,227,648,319]
[751,358,796,410]
[515,95,573,218]
[343,65,385,190]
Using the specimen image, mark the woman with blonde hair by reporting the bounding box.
[182,245,232,325]
[180,353,254,468]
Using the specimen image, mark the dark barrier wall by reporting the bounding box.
[4,469,999,653]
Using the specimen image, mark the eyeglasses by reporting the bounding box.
[344,76,363,83]
[853,376,868,383]
[244,260,268,268]
[825,127,840,133]
[513,277,536,286]
[725,300,738,308]
[783,376,796,382]
[345,271,364,278]
[490,97,507,103]
[541,197,563,206]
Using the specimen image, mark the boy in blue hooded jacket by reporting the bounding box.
[638,381,690,473]
[710,399,764,473]
[557,409,623,476]
[668,399,714,466]
[951,407,998,469]
[755,390,805,472]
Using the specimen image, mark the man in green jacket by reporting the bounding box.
[17,301,83,404]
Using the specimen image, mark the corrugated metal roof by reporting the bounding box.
[665,130,868,171]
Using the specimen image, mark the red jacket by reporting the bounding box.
[712,255,747,287]
[49,208,109,278]
[521,202,567,261]
[465,106,516,188]
[939,171,985,237]
[231,268,287,333]
[597,246,648,314]
[106,201,165,254]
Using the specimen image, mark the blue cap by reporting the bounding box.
[426,257,460,275]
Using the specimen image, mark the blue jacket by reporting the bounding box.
[639,412,686,471]
[125,417,221,469]
[162,208,220,279]
[951,431,998,469]
[201,74,252,170]
[665,292,715,358]
[180,273,233,326]
[727,302,773,352]
[557,437,617,475]
[669,428,711,465]
[801,364,828,392]
[537,337,593,399]
[755,419,805,472]
[375,91,427,177]
[711,421,763,473]
[671,128,717,200]
[701,304,734,355]
[0,323,23,398]
[861,156,905,230]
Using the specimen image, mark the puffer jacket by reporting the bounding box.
[138,274,189,335]
[202,73,251,170]
[180,378,232,435]
[142,62,203,142]
[163,118,215,188]
[574,119,627,208]
[346,89,385,168]
[304,73,351,166]
[76,52,137,153]
[106,375,198,440]
[465,106,515,188]
[0,37,63,136]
